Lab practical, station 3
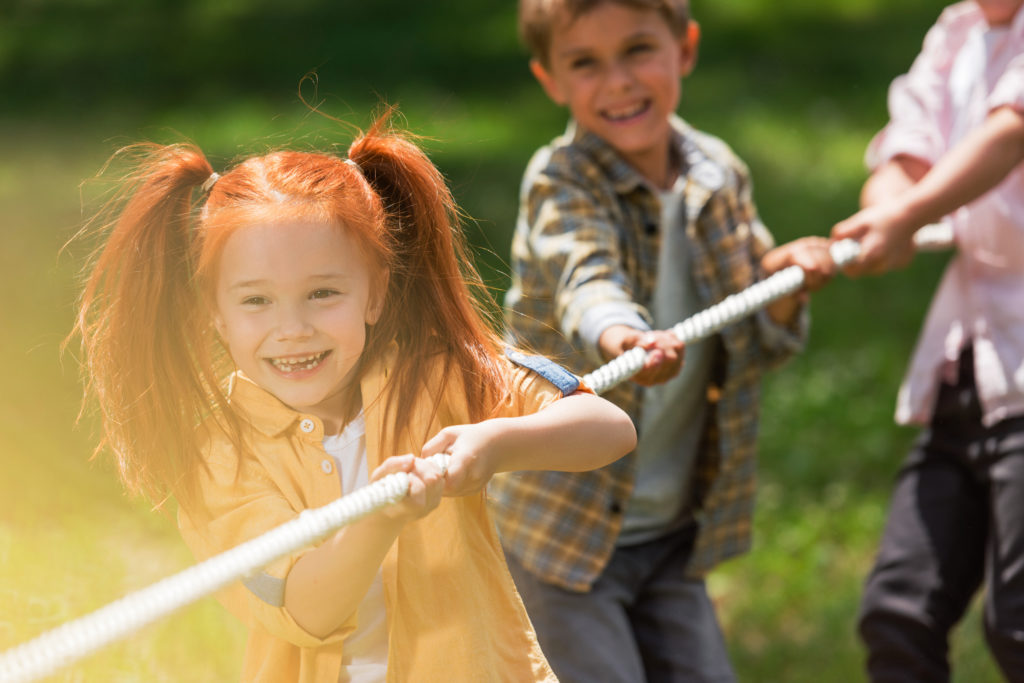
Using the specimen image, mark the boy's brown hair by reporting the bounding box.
[519,0,690,65]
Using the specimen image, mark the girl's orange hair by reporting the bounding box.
[74,111,509,508]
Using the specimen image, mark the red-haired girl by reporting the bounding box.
[73,113,636,682]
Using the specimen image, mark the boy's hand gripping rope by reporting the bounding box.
[582,224,953,394]
[582,238,858,393]
[0,226,953,683]
[0,454,449,683]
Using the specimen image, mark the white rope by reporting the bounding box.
[583,226,952,395]
[582,239,857,393]
[912,221,955,252]
[0,454,449,683]
[1,223,956,682]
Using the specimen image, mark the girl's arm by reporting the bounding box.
[833,105,1024,276]
[283,455,445,639]
[422,391,636,498]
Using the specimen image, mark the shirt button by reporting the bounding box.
[321,459,334,475]
[299,418,315,433]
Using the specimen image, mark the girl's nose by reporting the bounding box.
[275,306,314,340]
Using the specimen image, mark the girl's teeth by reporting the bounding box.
[271,352,326,372]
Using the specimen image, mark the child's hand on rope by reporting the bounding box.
[599,325,685,386]
[762,236,837,292]
[370,454,446,522]
[421,422,505,498]
[761,236,836,325]
[831,203,918,277]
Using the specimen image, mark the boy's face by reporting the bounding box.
[531,3,698,180]
[976,0,1024,26]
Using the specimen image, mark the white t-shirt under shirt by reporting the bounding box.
[321,413,388,683]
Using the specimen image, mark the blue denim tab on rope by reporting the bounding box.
[505,348,581,395]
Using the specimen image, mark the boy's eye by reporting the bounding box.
[626,42,654,56]
[569,56,596,70]
[310,288,339,300]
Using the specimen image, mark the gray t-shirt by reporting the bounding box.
[617,178,714,546]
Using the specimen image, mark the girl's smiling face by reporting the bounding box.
[213,220,383,432]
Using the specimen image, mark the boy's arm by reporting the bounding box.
[833,105,1024,276]
[521,172,650,363]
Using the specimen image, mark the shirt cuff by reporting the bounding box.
[579,303,651,367]
[755,306,808,355]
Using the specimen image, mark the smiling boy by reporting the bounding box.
[488,1,835,680]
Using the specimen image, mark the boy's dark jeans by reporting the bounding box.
[506,522,735,683]
[859,346,1024,682]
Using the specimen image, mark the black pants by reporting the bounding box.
[859,347,1024,682]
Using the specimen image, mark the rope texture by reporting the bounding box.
[583,239,862,393]
[0,226,953,681]
[0,454,449,683]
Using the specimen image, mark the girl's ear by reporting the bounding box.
[365,271,388,326]
[212,309,228,340]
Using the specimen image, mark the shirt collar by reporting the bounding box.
[227,372,310,438]
[566,115,721,199]
[225,342,397,440]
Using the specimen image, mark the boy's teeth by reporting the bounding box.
[606,102,645,120]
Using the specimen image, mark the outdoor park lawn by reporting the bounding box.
[0,1,1007,680]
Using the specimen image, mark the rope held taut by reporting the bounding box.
[0,455,448,683]
[582,227,952,393]
[582,238,863,393]
[0,227,952,682]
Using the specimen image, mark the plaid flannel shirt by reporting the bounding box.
[489,117,806,591]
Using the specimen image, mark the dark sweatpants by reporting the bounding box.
[859,347,1024,682]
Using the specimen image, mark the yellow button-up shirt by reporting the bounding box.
[179,346,563,682]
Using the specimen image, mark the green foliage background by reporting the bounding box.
[0,0,1004,680]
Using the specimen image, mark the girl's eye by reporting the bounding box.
[242,296,269,306]
[310,288,339,300]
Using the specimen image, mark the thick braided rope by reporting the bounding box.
[583,239,862,394]
[583,226,953,395]
[0,454,449,683]
[0,226,955,682]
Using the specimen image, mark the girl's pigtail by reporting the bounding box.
[75,143,216,507]
[347,113,508,429]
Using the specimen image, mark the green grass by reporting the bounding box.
[0,1,1011,680]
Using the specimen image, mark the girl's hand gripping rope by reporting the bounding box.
[421,422,506,498]
[370,454,446,522]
